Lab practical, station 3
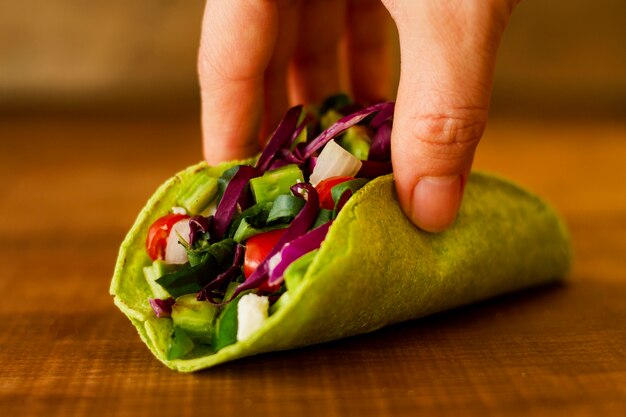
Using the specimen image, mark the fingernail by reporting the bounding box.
[411,175,462,232]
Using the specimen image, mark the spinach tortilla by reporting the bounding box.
[111,159,571,372]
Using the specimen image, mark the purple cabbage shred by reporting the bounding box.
[149,297,175,318]
[211,165,259,241]
[301,101,394,160]
[256,105,303,172]
[267,221,332,286]
[357,161,393,178]
[196,244,245,303]
[188,215,212,246]
[230,183,320,298]
[368,121,392,161]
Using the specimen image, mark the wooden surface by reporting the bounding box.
[0,116,625,416]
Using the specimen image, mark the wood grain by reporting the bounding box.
[0,116,624,416]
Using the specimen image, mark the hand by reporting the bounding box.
[199,0,518,232]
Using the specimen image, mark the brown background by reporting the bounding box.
[0,1,625,416]
[1,0,626,117]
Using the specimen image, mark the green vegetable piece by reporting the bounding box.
[167,326,195,360]
[143,260,176,299]
[337,126,371,160]
[156,239,237,297]
[233,218,285,243]
[223,281,240,302]
[171,294,219,343]
[269,291,291,315]
[283,250,318,292]
[212,294,245,351]
[320,109,343,131]
[249,164,304,204]
[331,178,370,204]
[178,172,218,214]
[267,194,305,224]
[312,209,333,229]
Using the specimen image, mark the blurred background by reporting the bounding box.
[1,0,625,119]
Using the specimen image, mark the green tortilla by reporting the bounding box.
[110,159,571,372]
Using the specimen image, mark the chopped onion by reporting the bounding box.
[309,140,362,186]
[236,294,269,342]
[165,219,190,264]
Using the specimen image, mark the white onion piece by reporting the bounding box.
[164,219,190,265]
[309,140,362,186]
[237,294,269,342]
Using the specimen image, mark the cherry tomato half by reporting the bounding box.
[146,213,190,260]
[244,229,286,292]
[315,176,354,209]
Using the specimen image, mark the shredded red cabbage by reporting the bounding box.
[211,165,259,241]
[196,244,245,303]
[230,183,320,298]
[357,160,393,178]
[256,105,303,172]
[370,102,395,128]
[368,122,392,162]
[267,220,332,286]
[301,102,394,160]
[189,215,212,246]
[149,297,175,318]
[287,113,313,149]
[279,148,305,164]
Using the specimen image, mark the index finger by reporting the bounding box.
[198,0,278,164]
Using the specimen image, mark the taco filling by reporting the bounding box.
[143,95,396,360]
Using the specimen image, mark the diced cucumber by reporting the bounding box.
[178,172,218,214]
[171,294,219,343]
[167,326,195,360]
[143,260,176,299]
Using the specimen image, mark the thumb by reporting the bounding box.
[384,0,516,232]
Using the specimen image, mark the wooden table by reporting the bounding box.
[1,115,625,416]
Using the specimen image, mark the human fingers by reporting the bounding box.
[346,0,395,103]
[382,0,518,232]
[261,0,303,141]
[199,0,279,163]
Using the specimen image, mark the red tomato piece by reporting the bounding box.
[146,213,190,260]
[244,229,287,292]
[315,176,354,209]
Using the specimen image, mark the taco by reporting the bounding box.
[110,96,571,372]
